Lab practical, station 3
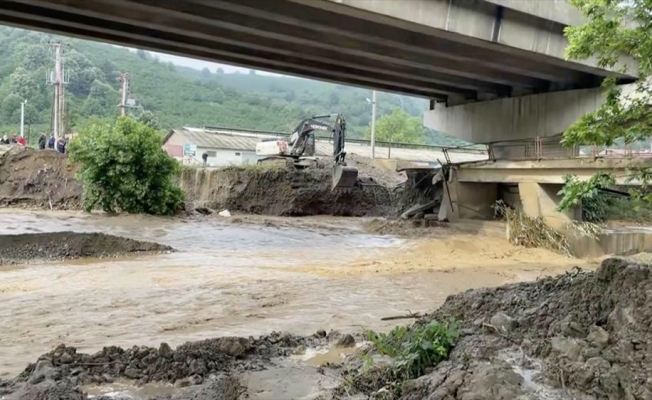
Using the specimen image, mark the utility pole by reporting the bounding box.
[20,100,27,138]
[47,42,68,140]
[370,90,377,159]
[118,72,130,116]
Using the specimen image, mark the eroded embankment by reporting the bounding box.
[0,147,403,216]
[0,232,172,265]
[0,146,81,209]
[180,166,396,216]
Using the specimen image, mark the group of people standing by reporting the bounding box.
[0,134,25,146]
[38,133,67,153]
[0,132,67,153]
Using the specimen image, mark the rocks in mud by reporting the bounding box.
[1,381,86,400]
[0,232,173,265]
[12,330,334,395]
[336,334,356,348]
[489,312,516,333]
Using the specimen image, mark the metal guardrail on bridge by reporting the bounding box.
[487,135,652,161]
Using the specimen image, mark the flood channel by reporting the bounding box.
[0,209,588,398]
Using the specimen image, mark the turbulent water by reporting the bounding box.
[0,210,584,381]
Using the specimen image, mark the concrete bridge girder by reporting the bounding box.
[423,84,644,143]
[0,0,636,101]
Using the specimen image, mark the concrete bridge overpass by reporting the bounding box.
[0,0,637,104]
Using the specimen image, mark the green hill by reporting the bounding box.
[0,26,470,147]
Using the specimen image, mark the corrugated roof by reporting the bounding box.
[166,127,488,164]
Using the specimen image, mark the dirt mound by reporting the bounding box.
[181,167,396,216]
[0,331,349,400]
[337,257,652,399]
[0,146,81,209]
[0,232,172,265]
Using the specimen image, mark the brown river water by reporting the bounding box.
[0,209,592,380]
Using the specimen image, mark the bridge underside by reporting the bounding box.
[0,0,636,101]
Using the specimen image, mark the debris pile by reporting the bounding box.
[338,257,652,399]
[0,331,354,400]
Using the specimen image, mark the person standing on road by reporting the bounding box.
[17,135,25,146]
[47,134,55,149]
[38,133,46,150]
[202,151,208,167]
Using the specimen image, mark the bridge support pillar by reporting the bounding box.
[518,182,576,230]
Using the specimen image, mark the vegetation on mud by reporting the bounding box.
[342,320,459,398]
[69,117,184,215]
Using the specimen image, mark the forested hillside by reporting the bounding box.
[0,26,468,146]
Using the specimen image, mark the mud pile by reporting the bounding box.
[0,331,350,400]
[0,146,81,209]
[0,232,172,265]
[180,166,396,216]
[340,257,652,399]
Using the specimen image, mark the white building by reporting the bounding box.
[162,126,488,167]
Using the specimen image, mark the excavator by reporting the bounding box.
[255,113,359,189]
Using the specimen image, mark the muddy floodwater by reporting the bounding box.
[0,209,591,378]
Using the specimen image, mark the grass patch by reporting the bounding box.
[341,319,459,398]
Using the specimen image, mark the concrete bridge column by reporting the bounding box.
[518,182,575,230]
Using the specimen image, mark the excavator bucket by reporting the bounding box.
[332,165,359,189]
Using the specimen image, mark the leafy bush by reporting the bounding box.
[368,319,459,381]
[557,173,616,222]
[68,116,184,215]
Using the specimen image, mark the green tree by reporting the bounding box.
[1,93,22,121]
[9,67,37,100]
[136,109,160,130]
[558,0,652,210]
[68,117,184,215]
[562,0,650,149]
[364,107,425,144]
